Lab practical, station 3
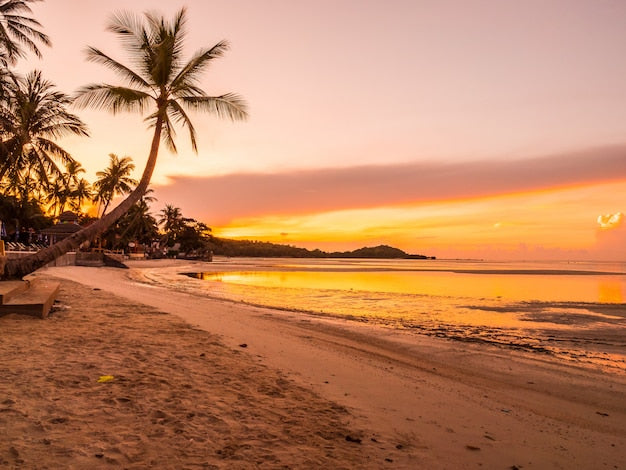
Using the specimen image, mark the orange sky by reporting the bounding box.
[17,1,626,260]
[212,181,626,260]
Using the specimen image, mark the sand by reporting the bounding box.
[1,261,625,469]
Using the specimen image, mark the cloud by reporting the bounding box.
[595,212,626,259]
[597,212,624,229]
[153,144,626,225]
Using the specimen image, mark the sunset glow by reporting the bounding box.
[20,1,626,260]
[213,180,626,259]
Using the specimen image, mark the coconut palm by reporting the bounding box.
[0,70,88,183]
[69,177,92,213]
[139,187,156,206]
[158,204,184,233]
[63,160,85,185]
[158,203,187,246]
[3,7,247,278]
[42,176,69,216]
[51,161,92,214]
[0,0,50,65]
[0,1,50,105]
[2,162,35,201]
[93,153,137,216]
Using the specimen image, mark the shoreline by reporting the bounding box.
[3,261,625,468]
[137,259,626,374]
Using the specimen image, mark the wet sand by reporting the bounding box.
[1,261,625,468]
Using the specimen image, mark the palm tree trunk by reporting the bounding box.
[2,115,164,279]
[101,199,110,216]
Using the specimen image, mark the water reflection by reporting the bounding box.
[175,261,626,372]
[188,269,626,304]
[599,281,624,303]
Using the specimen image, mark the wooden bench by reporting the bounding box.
[0,280,60,318]
[0,280,29,304]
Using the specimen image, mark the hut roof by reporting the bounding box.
[41,223,82,235]
[58,211,79,223]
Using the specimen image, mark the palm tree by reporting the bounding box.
[158,203,186,246]
[42,176,69,217]
[0,1,50,106]
[50,161,93,214]
[0,0,50,65]
[3,7,247,278]
[139,187,157,206]
[158,204,184,232]
[2,162,36,202]
[63,160,85,185]
[42,161,87,217]
[93,153,137,216]
[0,70,88,183]
[69,177,92,213]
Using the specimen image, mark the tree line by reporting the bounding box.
[208,240,434,259]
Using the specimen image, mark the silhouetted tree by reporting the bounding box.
[93,154,137,215]
[0,0,50,66]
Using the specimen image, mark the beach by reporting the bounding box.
[1,260,625,469]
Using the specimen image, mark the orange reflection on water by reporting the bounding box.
[598,281,624,303]
[203,270,626,304]
[184,266,626,371]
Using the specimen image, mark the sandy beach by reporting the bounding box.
[1,260,625,469]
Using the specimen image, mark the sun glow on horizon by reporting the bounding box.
[213,180,626,260]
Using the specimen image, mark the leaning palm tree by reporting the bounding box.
[93,153,137,216]
[0,0,50,65]
[3,7,247,278]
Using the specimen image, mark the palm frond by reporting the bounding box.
[144,7,188,86]
[37,118,89,139]
[4,26,40,57]
[29,147,62,183]
[182,93,248,121]
[106,10,145,52]
[170,40,230,91]
[161,112,178,153]
[0,26,20,60]
[0,1,50,62]
[85,46,151,89]
[35,138,76,164]
[74,84,152,114]
[6,14,50,44]
[169,99,197,152]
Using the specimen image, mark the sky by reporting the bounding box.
[17,0,626,260]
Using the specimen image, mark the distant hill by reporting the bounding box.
[328,245,411,259]
[209,239,434,260]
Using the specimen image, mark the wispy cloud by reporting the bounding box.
[153,145,626,224]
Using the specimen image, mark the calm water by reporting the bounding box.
[165,258,626,372]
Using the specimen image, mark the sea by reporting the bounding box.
[145,258,626,373]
